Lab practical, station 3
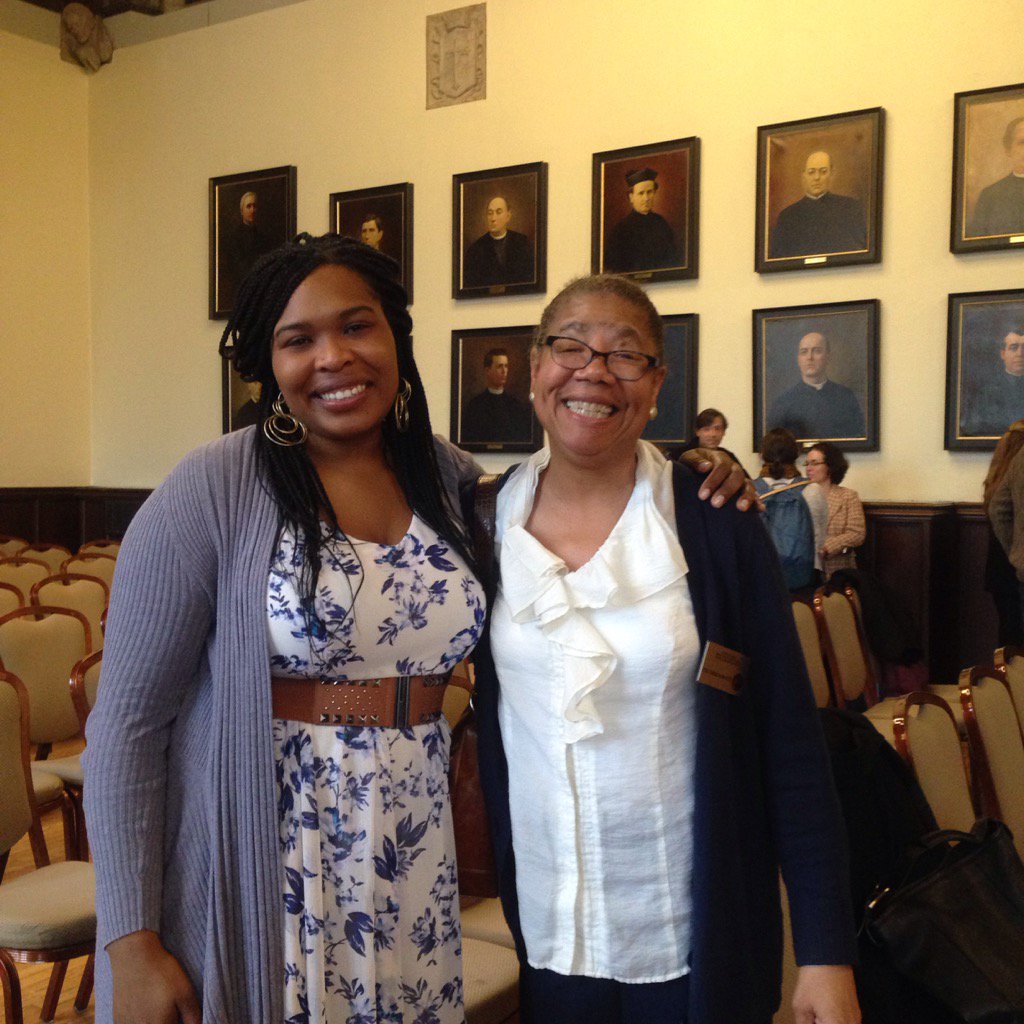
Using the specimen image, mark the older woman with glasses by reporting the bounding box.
[470,275,860,1024]
[805,442,866,579]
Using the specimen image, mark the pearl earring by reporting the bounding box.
[649,406,658,420]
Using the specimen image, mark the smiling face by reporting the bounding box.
[1002,332,1024,377]
[628,180,657,214]
[530,291,665,469]
[797,332,829,385]
[802,151,833,198]
[271,263,399,460]
[695,416,726,448]
[486,197,511,237]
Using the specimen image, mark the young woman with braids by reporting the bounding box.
[85,234,486,1024]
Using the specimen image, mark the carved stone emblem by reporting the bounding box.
[60,2,114,73]
[426,4,486,110]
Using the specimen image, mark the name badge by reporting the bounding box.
[697,641,749,696]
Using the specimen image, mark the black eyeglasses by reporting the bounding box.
[543,335,659,381]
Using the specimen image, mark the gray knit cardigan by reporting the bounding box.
[83,427,480,1023]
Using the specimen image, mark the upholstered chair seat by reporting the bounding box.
[0,862,95,948]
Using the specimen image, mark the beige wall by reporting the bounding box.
[1,29,91,486]
[10,0,1024,499]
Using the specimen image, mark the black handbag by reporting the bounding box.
[862,818,1024,1023]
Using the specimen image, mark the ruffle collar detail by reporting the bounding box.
[499,443,687,743]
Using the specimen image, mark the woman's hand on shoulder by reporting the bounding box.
[679,447,761,512]
[792,964,861,1024]
[107,929,201,1024]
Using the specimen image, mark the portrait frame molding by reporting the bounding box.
[945,287,1024,451]
[950,82,1024,255]
[449,324,542,453]
[591,136,701,283]
[208,164,297,320]
[752,298,880,453]
[755,107,884,274]
[642,313,699,449]
[329,182,414,302]
[451,162,548,301]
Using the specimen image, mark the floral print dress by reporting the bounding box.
[268,518,484,1024]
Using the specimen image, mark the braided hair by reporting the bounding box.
[219,232,473,641]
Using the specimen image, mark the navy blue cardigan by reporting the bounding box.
[468,462,857,1023]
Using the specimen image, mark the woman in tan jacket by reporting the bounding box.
[806,442,865,578]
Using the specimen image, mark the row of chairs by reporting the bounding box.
[1,653,100,1024]
[866,651,1024,856]
[0,537,119,565]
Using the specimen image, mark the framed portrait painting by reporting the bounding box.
[945,288,1024,450]
[592,136,700,283]
[450,326,541,452]
[755,108,884,273]
[951,83,1024,254]
[753,299,880,451]
[221,362,261,434]
[452,162,547,300]
[641,314,699,450]
[330,182,414,301]
[209,165,296,319]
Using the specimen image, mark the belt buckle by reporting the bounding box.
[394,675,411,729]
[317,676,382,727]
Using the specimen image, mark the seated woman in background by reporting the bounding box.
[754,427,827,593]
[805,442,866,580]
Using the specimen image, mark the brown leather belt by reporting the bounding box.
[270,672,452,728]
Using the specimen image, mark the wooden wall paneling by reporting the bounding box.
[955,503,1000,670]
[861,503,958,684]
[0,488,150,550]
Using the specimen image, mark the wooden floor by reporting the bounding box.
[5,738,94,1024]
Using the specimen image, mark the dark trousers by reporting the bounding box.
[519,963,690,1024]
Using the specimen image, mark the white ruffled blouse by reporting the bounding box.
[490,441,701,982]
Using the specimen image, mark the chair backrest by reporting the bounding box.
[62,553,116,590]
[0,536,29,559]
[0,581,23,618]
[0,669,34,859]
[994,645,1024,738]
[813,586,877,706]
[79,539,120,559]
[31,573,109,649]
[21,543,74,575]
[0,556,50,597]
[893,691,976,833]
[0,607,91,745]
[70,649,103,732]
[791,599,832,708]
[960,667,1024,858]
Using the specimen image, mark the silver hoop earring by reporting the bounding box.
[263,394,307,447]
[393,378,412,433]
[649,406,658,420]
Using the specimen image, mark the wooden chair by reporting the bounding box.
[994,645,1024,737]
[890,691,977,833]
[959,666,1024,858]
[30,575,108,655]
[0,669,95,1024]
[812,585,879,707]
[60,554,116,592]
[77,539,120,559]
[791,598,833,708]
[0,583,22,620]
[0,538,28,560]
[0,560,49,605]
[18,546,73,578]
